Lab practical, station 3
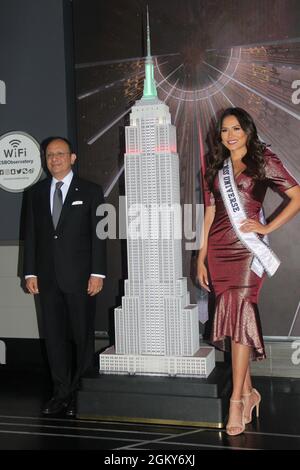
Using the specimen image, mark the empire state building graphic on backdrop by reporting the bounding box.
[100,11,215,377]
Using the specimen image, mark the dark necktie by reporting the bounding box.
[52,181,64,229]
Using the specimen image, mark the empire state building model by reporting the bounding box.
[100,13,215,377]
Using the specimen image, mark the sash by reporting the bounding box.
[218,158,280,278]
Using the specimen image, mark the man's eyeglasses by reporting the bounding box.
[46,152,71,159]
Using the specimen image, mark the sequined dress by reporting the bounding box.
[204,149,298,360]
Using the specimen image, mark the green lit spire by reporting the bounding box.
[142,6,157,99]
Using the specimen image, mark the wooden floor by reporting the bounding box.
[0,367,300,452]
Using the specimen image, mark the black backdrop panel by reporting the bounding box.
[0,0,76,242]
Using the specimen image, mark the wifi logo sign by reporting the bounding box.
[9,139,21,148]
[4,139,27,158]
[0,131,41,192]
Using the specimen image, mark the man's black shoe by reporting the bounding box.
[42,396,69,415]
[66,395,76,417]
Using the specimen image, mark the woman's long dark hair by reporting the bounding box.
[205,107,266,190]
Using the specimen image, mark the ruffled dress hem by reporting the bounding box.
[210,289,266,361]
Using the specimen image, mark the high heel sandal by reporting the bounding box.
[242,388,261,424]
[226,399,245,436]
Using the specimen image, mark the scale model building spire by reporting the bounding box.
[142,6,157,100]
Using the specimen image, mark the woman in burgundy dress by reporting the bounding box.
[197,107,300,436]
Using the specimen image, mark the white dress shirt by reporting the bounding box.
[50,170,74,211]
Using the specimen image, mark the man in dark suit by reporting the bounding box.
[24,137,106,416]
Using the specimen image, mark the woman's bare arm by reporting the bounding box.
[197,205,216,291]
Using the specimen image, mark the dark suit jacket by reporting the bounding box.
[23,174,106,293]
